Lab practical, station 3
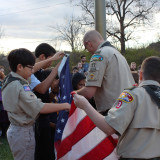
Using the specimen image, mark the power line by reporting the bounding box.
[0,1,70,17]
[0,0,51,12]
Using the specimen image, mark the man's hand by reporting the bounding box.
[0,71,5,80]
[52,51,64,61]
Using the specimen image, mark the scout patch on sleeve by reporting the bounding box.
[89,62,96,72]
[116,100,123,109]
[91,55,103,62]
[23,86,31,91]
[117,91,134,103]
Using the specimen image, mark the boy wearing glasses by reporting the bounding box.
[1,48,70,160]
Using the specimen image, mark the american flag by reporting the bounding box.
[56,100,118,160]
[54,55,73,155]
[55,55,118,160]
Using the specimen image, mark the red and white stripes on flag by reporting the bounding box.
[56,101,119,160]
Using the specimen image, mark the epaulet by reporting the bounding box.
[125,86,136,91]
[95,49,101,54]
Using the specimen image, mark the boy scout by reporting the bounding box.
[1,48,70,160]
[73,56,160,159]
[77,30,134,115]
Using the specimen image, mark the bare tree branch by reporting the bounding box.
[50,15,85,52]
[73,0,158,54]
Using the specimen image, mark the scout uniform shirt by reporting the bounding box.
[86,41,135,112]
[105,80,160,159]
[2,72,44,126]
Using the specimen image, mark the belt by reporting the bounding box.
[120,158,160,160]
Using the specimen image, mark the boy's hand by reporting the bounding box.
[52,51,64,61]
[0,71,5,80]
[65,103,71,111]
[73,93,90,110]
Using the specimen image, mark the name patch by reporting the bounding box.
[117,91,134,103]
[23,86,31,91]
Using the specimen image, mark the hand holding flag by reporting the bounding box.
[57,92,119,160]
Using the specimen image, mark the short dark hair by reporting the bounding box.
[8,48,35,72]
[35,43,56,58]
[72,72,86,90]
[131,71,139,84]
[141,56,160,83]
[81,55,86,59]
[72,66,78,71]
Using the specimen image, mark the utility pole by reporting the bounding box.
[95,0,106,40]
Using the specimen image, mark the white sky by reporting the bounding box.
[0,0,81,54]
[0,0,159,54]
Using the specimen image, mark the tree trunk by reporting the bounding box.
[121,35,125,54]
[120,22,125,54]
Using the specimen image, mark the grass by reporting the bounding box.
[0,137,13,160]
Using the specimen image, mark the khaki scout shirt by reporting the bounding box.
[2,72,44,126]
[105,80,160,158]
[86,41,134,112]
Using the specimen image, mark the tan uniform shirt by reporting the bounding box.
[2,72,44,126]
[105,80,160,158]
[86,41,135,112]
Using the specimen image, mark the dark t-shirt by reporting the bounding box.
[34,69,51,103]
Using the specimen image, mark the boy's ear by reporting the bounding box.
[17,64,23,71]
[39,54,46,60]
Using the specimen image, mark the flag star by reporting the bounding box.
[61,118,65,123]
[62,75,65,79]
[57,128,61,134]
[63,95,66,100]
[63,84,65,88]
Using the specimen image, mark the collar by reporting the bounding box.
[10,72,29,84]
[97,40,109,50]
[139,80,160,87]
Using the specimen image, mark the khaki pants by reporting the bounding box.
[7,124,35,160]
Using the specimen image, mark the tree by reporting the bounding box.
[72,0,158,54]
[0,53,9,74]
[50,15,85,52]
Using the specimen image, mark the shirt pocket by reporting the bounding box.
[87,62,99,81]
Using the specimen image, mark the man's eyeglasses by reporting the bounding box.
[84,41,89,49]
[25,65,34,70]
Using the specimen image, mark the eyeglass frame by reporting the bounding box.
[24,65,34,70]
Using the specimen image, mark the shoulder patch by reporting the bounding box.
[23,86,31,91]
[91,55,103,62]
[117,91,134,103]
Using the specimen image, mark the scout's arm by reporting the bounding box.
[33,62,60,94]
[73,93,116,136]
[40,103,70,114]
[33,51,64,73]
[76,86,97,99]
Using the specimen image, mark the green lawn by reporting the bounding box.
[0,137,13,160]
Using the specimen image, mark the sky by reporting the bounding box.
[0,0,160,54]
[0,0,82,54]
